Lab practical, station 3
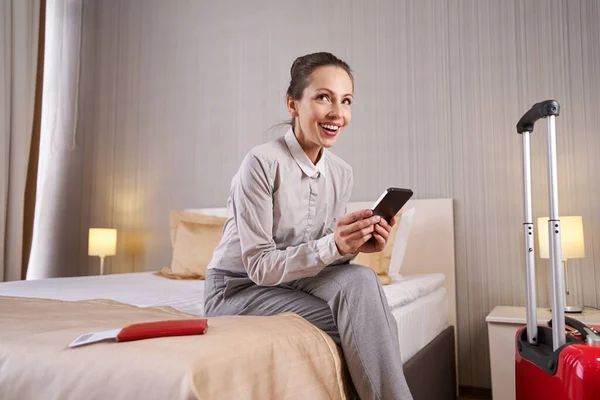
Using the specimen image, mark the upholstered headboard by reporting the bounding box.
[187,198,456,328]
[346,199,456,328]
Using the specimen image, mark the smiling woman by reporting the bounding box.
[203,52,414,400]
[284,53,354,163]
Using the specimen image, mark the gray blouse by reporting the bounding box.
[207,128,355,286]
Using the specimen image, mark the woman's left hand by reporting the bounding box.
[356,215,397,254]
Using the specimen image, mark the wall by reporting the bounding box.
[32,0,600,388]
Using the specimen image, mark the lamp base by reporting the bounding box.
[548,305,584,314]
[565,305,584,313]
[100,256,105,276]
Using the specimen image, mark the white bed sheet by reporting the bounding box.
[0,271,448,362]
[382,273,446,309]
[0,272,206,316]
[394,287,448,363]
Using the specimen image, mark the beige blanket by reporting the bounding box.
[0,296,347,400]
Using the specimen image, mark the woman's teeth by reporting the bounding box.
[320,124,339,132]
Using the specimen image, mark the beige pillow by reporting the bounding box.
[354,212,402,285]
[156,211,227,280]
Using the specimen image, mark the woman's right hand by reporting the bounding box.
[334,209,381,256]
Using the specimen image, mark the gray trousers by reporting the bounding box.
[204,264,414,400]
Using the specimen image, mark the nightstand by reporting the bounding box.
[486,306,600,400]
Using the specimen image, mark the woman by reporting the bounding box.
[205,52,413,400]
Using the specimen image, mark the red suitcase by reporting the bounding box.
[514,100,600,400]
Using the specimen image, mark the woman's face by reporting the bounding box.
[287,66,353,160]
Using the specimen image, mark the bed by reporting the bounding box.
[0,198,457,400]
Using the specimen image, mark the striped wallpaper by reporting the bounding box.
[33,0,600,388]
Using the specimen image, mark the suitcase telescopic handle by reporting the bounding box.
[517,99,566,350]
[516,100,561,134]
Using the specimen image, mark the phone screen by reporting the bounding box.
[371,188,413,222]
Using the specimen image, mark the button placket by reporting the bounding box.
[307,175,320,239]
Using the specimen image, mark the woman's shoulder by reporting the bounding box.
[324,150,353,178]
[245,136,287,163]
[238,136,287,178]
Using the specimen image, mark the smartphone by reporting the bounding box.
[370,188,413,222]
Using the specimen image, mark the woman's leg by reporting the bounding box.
[204,269,340,344]
[288,264,414,400]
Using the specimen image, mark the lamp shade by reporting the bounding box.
[88,228,117,257]
[537,216,585,260]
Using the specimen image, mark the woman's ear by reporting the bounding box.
[286,96,299,118]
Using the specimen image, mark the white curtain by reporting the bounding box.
[0,0,41,282]
[27,0,83,279]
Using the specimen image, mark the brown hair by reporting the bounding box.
[283,53,353,129]
[286,52,354,101]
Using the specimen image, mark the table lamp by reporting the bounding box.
[537,216,585,313]
[88,228,117,275]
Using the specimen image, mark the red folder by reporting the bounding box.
[69,319,208,347]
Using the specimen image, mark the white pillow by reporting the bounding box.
[388,207,415,280]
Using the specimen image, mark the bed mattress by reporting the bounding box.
[0,271,448,362]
